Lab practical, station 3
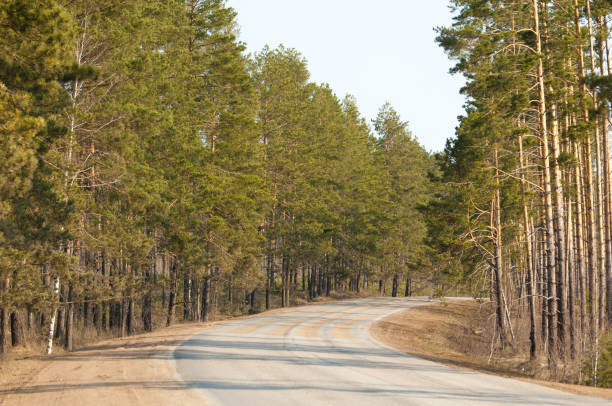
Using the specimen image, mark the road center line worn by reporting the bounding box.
[173,297,609,406]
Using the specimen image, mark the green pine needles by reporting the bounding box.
[0,0,432,355]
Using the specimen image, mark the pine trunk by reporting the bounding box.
[201,277,210,322]
[166,261,177,327]
[574,141,588,351]
[586,3,607,333]
[392,274,398,297]
[64,284,74,351]
[550,100,568,356]
[604,22,612,327]
[0,307,9,353]
[519,135,537,359]
[10,311,25,347]
[492,150,509,347]
[533,0,558,359]
[184,274,191,321]
[127,298,134,336]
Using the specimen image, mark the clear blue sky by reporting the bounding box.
[226,0,466,152]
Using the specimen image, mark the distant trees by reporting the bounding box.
[374,104,432,297]
[0,0,432,355]
[431,0,612,385]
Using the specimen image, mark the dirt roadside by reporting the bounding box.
[0,294,365,406]
[370,299,612,401]
[0,322,209,406]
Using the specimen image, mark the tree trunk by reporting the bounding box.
[265,255,271,310]
[281,256,288,307]
[201,277,210,322]
[0,307,10,353]
[211,279,218,315]
[574,0,601,372]
[142,292,153,332]
[103,302,110,332]
[604,21,612,328]
[541,1,567,360]
[533,0,558,359]
[228,276,233,307]
[126,298,134,336]
[308,266,314,299]
[27,311,33,333]
[585,138,600,379]
[585,2,607,335]
[161,254,167,308]
[64,284,74,351]
[192,276,200,321]
[142,271,153,332]
[184,274,192,321]
[550,100,568,356]
[55,304,64,344]
[45,277,60,355]
[493,149,509,347]
[519,135,537,359]
[392,274,398,297]
[249,289,256,310]
[166,261,177,327]
[10,311,25,347]
[595,14,611,332]
[575,141,588,351]
[565,163,576,355]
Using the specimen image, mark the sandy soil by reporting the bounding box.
[0,322,209,406]
[370,300,612,401]
[0,293,367,406]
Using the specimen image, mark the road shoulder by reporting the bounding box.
[0,322,211,406]
[0,296,361,406]
[369,299,612,401]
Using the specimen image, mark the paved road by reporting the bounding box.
[173,297,608,406]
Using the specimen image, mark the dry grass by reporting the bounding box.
[370,299,612,400]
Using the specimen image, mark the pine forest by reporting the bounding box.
[1,0,612,390]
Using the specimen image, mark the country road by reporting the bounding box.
[173,297,608,406]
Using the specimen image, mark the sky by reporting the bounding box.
[226,0,466,152]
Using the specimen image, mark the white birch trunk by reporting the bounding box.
[45,277,60,355]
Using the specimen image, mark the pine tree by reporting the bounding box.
[434,0,612,382]
[0,0,435,358]
[0,0,72,354]
[373,103,432,297]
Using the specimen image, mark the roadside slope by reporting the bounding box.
[370,299,612,400]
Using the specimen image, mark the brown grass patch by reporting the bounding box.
[370,300,612,400]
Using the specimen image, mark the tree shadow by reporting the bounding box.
[2,378,589,406]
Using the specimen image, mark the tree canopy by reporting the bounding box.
[0,0,432,356]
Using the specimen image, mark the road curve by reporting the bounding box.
[173,297,608,406]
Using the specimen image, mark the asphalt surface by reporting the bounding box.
[173,297,609,406]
